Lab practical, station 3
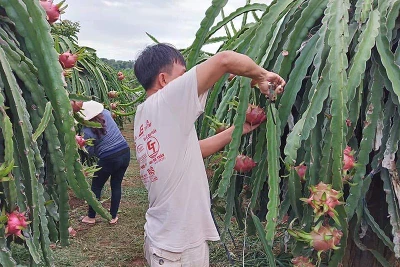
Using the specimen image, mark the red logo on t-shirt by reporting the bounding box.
[146,137,160,158]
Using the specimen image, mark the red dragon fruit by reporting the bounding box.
[5,211,29,238]
[288,222,343,253]
[343,146,355,171]
[117,72,125,80]
[75,135,86,148]
[294,164,307,183]
[59,51,78,69]
[110,103,118,110]
[39,0,66,24]
[300,182,343,224]
[310,224,343,252]
[70,100,83,113]
[246,104,266,125]
[234,154,256,173]
[291,256,315,267]
[107,91,119,99]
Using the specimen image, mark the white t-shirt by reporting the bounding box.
[133,67,220,252]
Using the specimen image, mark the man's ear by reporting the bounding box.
[158,73,167,88]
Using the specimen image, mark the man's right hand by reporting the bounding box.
[251,71,286,99]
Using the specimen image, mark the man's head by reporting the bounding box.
[134,43,186,91]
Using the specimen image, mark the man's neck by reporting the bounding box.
[146,86,162,98]
[146,89,157,98]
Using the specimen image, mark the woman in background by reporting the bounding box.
[79,100,130,225]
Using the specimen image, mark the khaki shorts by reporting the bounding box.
[144,235,209,267]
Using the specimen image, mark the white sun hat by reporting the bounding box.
[80,100,104,120]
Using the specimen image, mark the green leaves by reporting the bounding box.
[187,0,228,69]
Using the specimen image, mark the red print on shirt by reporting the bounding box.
[139,124,144,137]
[147,166,155,176]
[145,120,152,130]
[137,120,166,184]
[146,137,160,158]
[137,144,145,154]
[147,166,158,182]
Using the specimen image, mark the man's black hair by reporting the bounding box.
[134,43,186,90]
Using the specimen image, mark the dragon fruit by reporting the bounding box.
[110,103,118,110]
[234,154,256,173]
[294,164,307,183]
[5,211,29,238]
[39,0,67,24]
[75,135,86,148]
[343,146,355,171]
[288,222,343,253]
[301,182,343,224]
[246,104,266,125]
[70,100,83,113]
[107,91,118,98]
[291,256,315,267]
[117,73,125,80]
[59,51,78,69]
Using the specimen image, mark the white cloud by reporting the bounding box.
[62,0,271,60]
[101,1,126,7]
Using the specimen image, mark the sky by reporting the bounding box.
[62,0,270,61]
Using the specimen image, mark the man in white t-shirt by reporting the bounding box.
[133,43,285,266]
